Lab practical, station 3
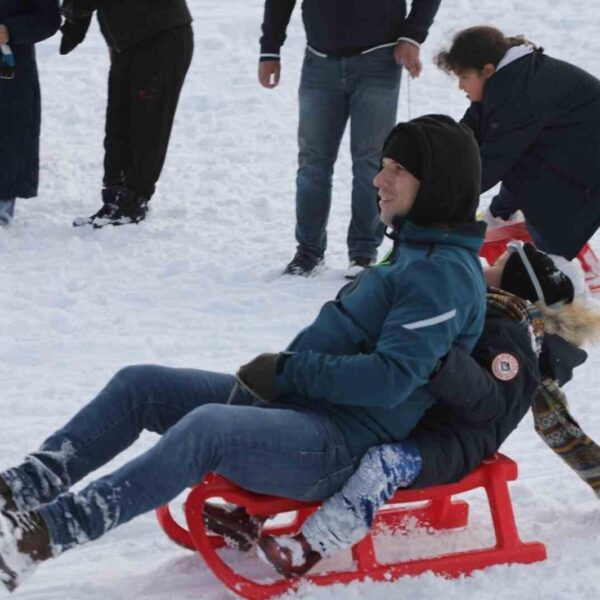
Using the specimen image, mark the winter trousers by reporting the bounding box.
[302,441,422,556]
[103,24,193,199]
[0,365,357,554]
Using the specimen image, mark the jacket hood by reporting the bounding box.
[381,114,482,231]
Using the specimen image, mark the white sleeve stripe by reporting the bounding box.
[402,309,457,330]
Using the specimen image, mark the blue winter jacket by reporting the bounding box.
[276,220,487,457]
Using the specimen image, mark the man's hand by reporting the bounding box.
[0,25,10,45]
[393,41,422,78]
[258,60,281,89]
[59,14,92,55]
[236,353,281,402]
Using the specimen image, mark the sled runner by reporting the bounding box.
[481,221,600,296]
[156,453,546,599]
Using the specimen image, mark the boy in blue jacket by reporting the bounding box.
[0,115,486,591]
[435,26,600,262]
[214,243,599,577]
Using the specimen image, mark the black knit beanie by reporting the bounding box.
[380,115,480,227]
[380,129,423,181]
[500,243,575,305]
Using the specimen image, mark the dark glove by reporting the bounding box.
[59,13,92,55]
[236,352,284,403]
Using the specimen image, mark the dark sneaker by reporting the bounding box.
[0,479,16,512]
[0,510,52,592]
[257,532,322,578]
[203,502,267,552]
[73,187,149,228]
[344,256,375,279]
[283,250,324,277]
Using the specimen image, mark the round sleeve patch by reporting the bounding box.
[491,353,519,381]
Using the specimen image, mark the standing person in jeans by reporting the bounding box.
[0,116,486,591]
[0,0,60,227]
[59,0,194,228]
[258,0,442,277]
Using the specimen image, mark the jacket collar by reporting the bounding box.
[389,219,486,254]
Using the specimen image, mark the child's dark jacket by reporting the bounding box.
[462,51,600,259]
[410,298,586,488]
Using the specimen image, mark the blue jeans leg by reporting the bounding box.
[3,366,356,553]
[1,365,238,511]
[302,441,421,556]
[348,49,401,260]
[295,52,349,259]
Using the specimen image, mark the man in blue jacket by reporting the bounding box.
[0,115,485,591]
[259,0,442,277]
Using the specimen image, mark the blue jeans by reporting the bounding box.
[295,47,402,261]
[1,366,356,553]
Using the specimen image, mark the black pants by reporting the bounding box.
[104,24,193,199]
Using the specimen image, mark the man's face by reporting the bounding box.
[457,67,492,102]
[374,158,420,226]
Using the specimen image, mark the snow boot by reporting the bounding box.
[0,479,16,512]
[73,187,149,228]
[202,502,268,552]
[283,249,324,277]
[0,510,52,593]
[345,256,375,279]
[257,532,322,578]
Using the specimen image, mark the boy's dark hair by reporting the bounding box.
[435,26,541,74]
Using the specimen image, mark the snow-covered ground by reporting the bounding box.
[3,0,600,597]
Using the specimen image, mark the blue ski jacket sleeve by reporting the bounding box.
[276,258,482,409]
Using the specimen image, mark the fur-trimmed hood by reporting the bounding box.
[538,300,600,348]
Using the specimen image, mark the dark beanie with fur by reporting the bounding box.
[381,114,481,227]
[501,243,575,305]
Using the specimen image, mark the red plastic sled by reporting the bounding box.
[156,453,546,599]
[481,221,600,296]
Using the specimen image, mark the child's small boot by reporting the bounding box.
[202,502,267,552]
[257,532,322,578]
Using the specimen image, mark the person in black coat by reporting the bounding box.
[59,0,194,228]
[0,0,60,227]
[435,26,600,261]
